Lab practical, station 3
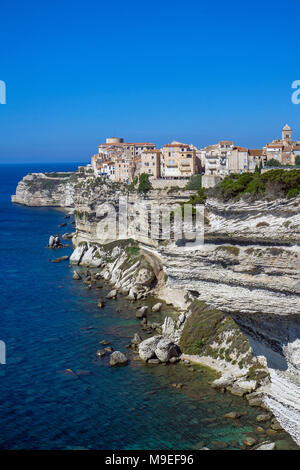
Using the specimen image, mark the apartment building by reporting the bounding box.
[161,142,196,178]
[96,161,115,179]
[140,150,161,178]
[202,141,234,176]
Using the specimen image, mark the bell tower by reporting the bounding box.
[282,124,292,144]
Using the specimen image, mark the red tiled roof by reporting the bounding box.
[248,149,263,156]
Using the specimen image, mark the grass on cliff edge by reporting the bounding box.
[208,169,300,201]
[179,300,251,367]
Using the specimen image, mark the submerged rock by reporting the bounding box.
[243,436,257,447]
[222,412,242,419]
[73,271,81,280]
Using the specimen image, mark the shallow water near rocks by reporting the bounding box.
[0,164,298,450]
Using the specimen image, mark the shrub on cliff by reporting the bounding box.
[185,175,202,190]
[210,169,300,201]
[138,173,152,193]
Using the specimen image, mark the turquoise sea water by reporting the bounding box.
[0,164,297,450]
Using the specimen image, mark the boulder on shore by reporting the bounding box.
[152,302,162,312]
[136,306,148,319]
[255,441,276,450]
[211,374,235,389]
[155,338,180,363]
[131,333,142,345]
[110,351,128,367]
[106,289,117,299]
[139,335,163,361]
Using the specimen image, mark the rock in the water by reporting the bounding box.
[136,306,148,319]
[131,333,142,345]
[152,303,162,312]
[51,255,69,263]
[243,436,257,447]
[169,356,180,364]
[211,441,228,449]
[62,233,74,240]
[96,350,106,358]
[256,414,271,423]
[255,441,276,450]
[110,351,128,367]
[73,271,81,280]
[148,359,161,365]
[48,235,55,248]
[155,338,180,363]
[270,418,283,431]
[97,299,104,308]
[211,374,235,389]
[106,289,117,299]
[138,335,163,361]
[223,412,242,419]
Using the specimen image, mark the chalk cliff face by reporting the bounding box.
[70,180,300,444]
[11,171,91,207]
[11,173,300,444]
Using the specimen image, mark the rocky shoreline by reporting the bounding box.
[12,170,300,448]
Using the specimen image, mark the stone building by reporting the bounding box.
[140,149,161,178]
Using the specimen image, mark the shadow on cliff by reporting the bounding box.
[231,312,300,372]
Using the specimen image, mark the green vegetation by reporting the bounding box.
[126,245,140,256]
[185,174,202,190]
[46,172,73,178]
[295,155,300,166]
[210,169,300,201]
[215,245,240,256]
[179,300,252,367]
[127,176,138,192]
[138,173,152,193]
[265,158,282,168]
[186,188,207,205]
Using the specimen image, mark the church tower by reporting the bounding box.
[282,124,292,144]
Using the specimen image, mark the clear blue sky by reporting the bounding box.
[0,0,300,163]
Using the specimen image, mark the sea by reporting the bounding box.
[0,163,298,450]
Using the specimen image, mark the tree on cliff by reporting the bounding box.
[138,173,152,193]
[265,158,282,168]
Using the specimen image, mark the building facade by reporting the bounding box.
[161,142,196,178]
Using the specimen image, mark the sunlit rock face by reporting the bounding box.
[12,171,300,444]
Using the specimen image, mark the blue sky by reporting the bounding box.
[0,0,300,163]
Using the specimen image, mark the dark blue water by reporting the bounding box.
[0,164,297,450]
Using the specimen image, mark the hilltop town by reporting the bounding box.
[90,124,300,188]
